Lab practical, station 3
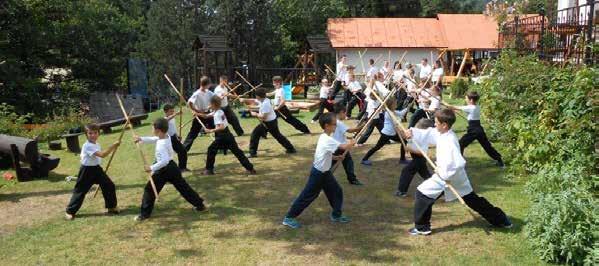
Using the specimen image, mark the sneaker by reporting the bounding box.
[246,169,257,175]
[349,179,364,186]
[330,215,351,223]
[408,227,431,236]
[134,215,148,222]
[496,160,506,169]
[499,217,513,228]
[105,207,120,215]
[202,169,215,175]
[282,217,301,229]
[285,149,297,154]
[395,191,408,198]
[194,204,207,212]
[361,160,372,166]
[65,213,74,220]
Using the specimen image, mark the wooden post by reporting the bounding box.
[456,50,470,79]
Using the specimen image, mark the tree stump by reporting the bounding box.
[49,141,62,150]
[62,133,83,153]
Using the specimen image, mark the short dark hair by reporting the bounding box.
[466,91,480,103]
[255,88,267,98]
[85,123,100,133]
[210,95,222,107]
[319,112,336,129]
[435,109,456,128]
[333,102,346,114]
[219,75,228,81]
[416,118,434,129]
[422,58,428,63]
[200,76,210,87]
[369,59,374,64]
[272,76,282,83]
[153,117,169,133]
[341,54,347,58]
[163,103,175,112]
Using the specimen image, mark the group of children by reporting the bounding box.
[64,63,511,235]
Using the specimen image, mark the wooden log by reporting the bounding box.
[0,134,39,163]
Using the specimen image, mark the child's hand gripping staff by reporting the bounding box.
[165,74,215,140]
[164,74,186,133]
[382,103,491,235]
[115,94,160,201]
[330,84,400,173]
[92,107,134,199]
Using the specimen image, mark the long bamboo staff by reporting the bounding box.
[179,78,184,134]
[92,107,134,198]
[165,74,215,140]
[234,71,269,128]
[115,94,159,200]
[374,92,489,234]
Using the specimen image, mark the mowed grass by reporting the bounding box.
[0,97,544,265]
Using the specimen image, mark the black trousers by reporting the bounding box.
[346,92,366,118]
[362,133,406,161]
[409,109,427,128]
[332,150,357,182]
[249,119,295,155]
[397,153,431,193]
[286,167,343,218]
[140,161,204,218]
[170,134,187,169]
[312,98,334,121]
[277,105,310,134]
[183,116,215,151]
[332,80,343,99]
[357,113,384,144]
[66,165,117,215]
[414,190,509,231]
[460,120,502,162]
[206,128,253,171]
[223,105,244,136]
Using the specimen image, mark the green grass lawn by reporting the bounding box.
[0,97,544,265]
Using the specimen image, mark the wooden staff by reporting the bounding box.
[456,50,470,79]
[388,50,392,63]
[331,85,399,173]
[115,94,159,200]
[378,94,489,234]
[324,64,337,80]
[234,71,268,127]
[383,51,408,84]
[92,107,134,198]
[358,49,367,73]
[372,54,383,67]
[179,78,184,134]
[165,74,214,139]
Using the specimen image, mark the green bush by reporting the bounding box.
[476,51,597,265]
[0,103,31,136]
[30,108,91,142]
[449,78,469,98]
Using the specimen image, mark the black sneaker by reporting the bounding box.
[246,169,257,175]
[499,217,513,228]
[349,179,364,186]
[395,191,408,198]
[496,160,506,169]
[134,215,148,222]
[409,227,431,236]
[285,149,297,154]
[194,204,207,212]
[105,208,120,215]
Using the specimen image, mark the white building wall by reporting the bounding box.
[336,48,441,74]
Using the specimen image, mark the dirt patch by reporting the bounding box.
[0,190,71,236]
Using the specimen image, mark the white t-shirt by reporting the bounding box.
[188,89,214,112]
[214,85,229,107]
[313,133,340,172]
[80,141,101,166]
[319,86,330,99]
[272,87,284,106]
[366,66,378,80]
[393,70,404,82]
[429,96,440,110]
[458,105,481,120]
[380,66,391,77]
[336,62,347,82]
[167,117,177,136]
[347,81,362,93]
[381,109,409,136]
[258,99,277,122]
[408,127,436,154]
[364,88,379,116]
[140,136,174,173]
[432,68,444,84]
[332,120,349,144]
[212,109,229,128]
[419,64,432,79]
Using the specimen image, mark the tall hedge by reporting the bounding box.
[477,51,597,265]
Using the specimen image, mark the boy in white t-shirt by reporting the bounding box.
[270,76,310,134]
[65,124,120,220]
[214,75,244,136]
[332,102,364,185]
[345,73,366,119]
[360,98,408,166]
[202,96,255,175]
[183,76,215,151]
[282,112,355,229]
[311,78,334,123]
[163,104,188,171]
[403,109,511,235]
[245,88,296,157]
[449,91,504,167]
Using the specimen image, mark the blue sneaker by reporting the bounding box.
[330,215,351,223]
[282,217,301,229]
[361,160,372,166]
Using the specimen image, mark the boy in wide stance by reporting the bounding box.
[405,109,511,235]
[282,112,355,228]
[134,118,206,221]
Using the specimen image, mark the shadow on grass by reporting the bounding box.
[0,183,145,203]
[434,216,524,235]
